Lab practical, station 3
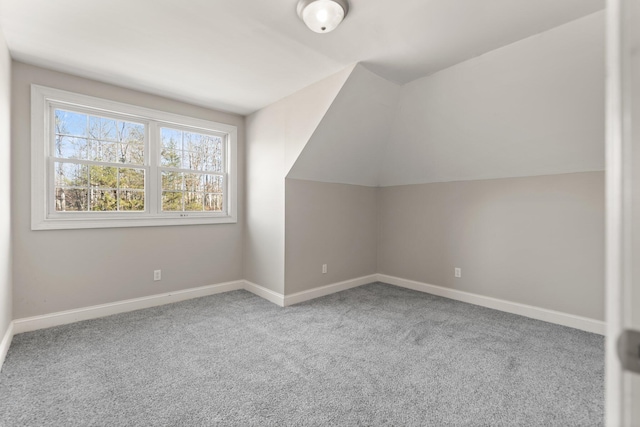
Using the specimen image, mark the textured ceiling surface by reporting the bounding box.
[0,0,603,114]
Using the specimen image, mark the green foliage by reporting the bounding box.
[119,190,144,211]
[184,192,203,211]
[54,114,223,214]
[161,137,181,168]
[92,189,118,211]
[162,192,182,211]
[54,110,146,212]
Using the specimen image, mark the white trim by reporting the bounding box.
[12,280,244,334]
[605,0,628,424]
[243,275,378,307]
[377,274,606,335]
[5,274,606,352]
[283,274,378,306]
[0,321,14,372]
[31,84,238,230]
[243,281,285,307]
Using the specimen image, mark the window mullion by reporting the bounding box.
[223,134,228,216]
[32,84,237,230]
[148,121,159,216]
[50,157,143,168]
[116,166,120,211]
[157,166,225,176]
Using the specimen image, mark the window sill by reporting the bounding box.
[31,214,238,231]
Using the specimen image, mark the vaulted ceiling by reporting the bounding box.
[288,12,604,186]
[0,0,604,115]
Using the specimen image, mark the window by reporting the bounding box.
[31,85,237,230]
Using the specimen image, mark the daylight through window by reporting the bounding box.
[32,85,238,230]
[54,109,146,212]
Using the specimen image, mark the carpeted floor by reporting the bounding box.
[0,282,604,426]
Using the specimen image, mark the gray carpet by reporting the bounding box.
[0,282,604,426]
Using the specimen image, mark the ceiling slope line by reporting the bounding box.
[287,64,401,186]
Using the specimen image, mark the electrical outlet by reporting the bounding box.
[322,264,328,274]
[154,270,162,281]
[454,268,461,278]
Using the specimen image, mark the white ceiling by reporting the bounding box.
[288,12,604,186]
[0,0,603,115]
[288,64,400,184]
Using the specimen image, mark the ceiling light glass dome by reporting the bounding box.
[297,0,349,34]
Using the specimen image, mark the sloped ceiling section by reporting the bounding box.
[244,64,354,293]
[0,0,604,114]
[282,64,356,174]
[379,11,605,186]
[287,64,401,186]
[287,11,604,188]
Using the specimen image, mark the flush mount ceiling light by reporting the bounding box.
[297,0,349,33]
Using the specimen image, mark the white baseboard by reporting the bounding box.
[0,321,14,372]
[6,274,605,343]
[8,276,372,338]
[377,274,605,335]
[12,280,245,334]
[243,281,285,307]
[283,274,378,306]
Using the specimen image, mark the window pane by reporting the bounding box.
[162,171,183,191]
[182,150,202,171]
[55,162,88,187]
[90,189,118,211]
[124,143,144,165]
[202,135,224,172]
[183,131,197,152]
[182,144,223,171]
[54,136,89,160]
[204,152,224,173]
[161,128,182,148]
[122,122,144,144]
[55,110,87,137]
[184,173,204,192]
[160,128,182,167]
[97,142,144,165]
[184,192,204,211]
[203,175,224,193]
[55,188,88,212]
[89,116,118,141]
[90,165,118,189]
[182,132,203,151]
[41,89,236,225]
[205,193,223,212]
[161,127,223,172]
[90,141,118,163]
[119,190,144,211]
[162,191,183,211]
[119,168,144,190]
[83,116,145,164]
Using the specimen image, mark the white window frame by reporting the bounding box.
[31,85,238,230]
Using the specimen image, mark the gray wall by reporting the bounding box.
[0,27,11,339]
[244,102,286,293]
[630,0,640,414]
[380,12,604,186]
[244,67,352,294]
[287,64,400,187]
[285,179,377,294]
[632,0,640,338]
[12,62,245,318]
[378,172,605,321]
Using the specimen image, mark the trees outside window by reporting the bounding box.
[31,85,237,230]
